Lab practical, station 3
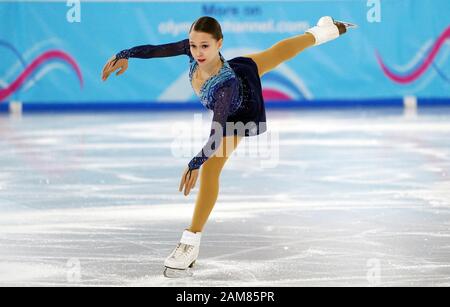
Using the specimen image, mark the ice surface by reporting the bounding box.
[0,108,449,286]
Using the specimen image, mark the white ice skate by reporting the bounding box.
[163,230,201,278]
[306,16,357,46]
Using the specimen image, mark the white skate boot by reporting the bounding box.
[163,229,201,278]
[306,16,357,46]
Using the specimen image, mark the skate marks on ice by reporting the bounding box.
[133,199,450,286]
[1,110,450,286]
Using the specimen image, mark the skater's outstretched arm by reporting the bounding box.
[179,77,239,196]
[114,38,192,60]
[102,38,192,81]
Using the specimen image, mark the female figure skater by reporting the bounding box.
[102,16,354,277]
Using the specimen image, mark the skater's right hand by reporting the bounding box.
[102,55,128,81]
[179,167,199,196]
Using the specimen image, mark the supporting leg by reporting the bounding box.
[189,135,243,233]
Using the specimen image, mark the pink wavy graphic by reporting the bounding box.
[376,26,450,84]
[0,50,83,101]
[262,89,292,101]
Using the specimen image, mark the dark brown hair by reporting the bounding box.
[189,16,223,41]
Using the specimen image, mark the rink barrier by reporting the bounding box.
[1,98,450,113]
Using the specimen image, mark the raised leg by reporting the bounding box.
[244,32,316,77]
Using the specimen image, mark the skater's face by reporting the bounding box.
[189,31,223,66]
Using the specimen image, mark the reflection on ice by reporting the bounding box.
[1,108,450,286]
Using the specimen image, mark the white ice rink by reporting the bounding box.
[1,107,449,286]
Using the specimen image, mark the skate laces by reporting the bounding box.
[172,243,195,259]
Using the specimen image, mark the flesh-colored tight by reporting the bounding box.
[188,33,315,233]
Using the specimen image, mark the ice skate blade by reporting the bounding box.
[163,267,194,278]
[335,20,358,29]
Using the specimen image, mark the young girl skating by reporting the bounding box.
[102,15,355,277]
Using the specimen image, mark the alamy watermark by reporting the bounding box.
[367,0,381,23]
[66,0,81,23]
[366,258,382,286]
[66,258,82,283]
[171,113,279,169]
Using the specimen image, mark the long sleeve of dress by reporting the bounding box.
[187,78,238,172]
[114,38,192,61]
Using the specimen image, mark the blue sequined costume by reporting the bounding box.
[115,39,267,173]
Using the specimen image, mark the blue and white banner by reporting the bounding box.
[1,0,449,108]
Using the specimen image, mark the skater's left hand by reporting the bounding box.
[179,167,199,196]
